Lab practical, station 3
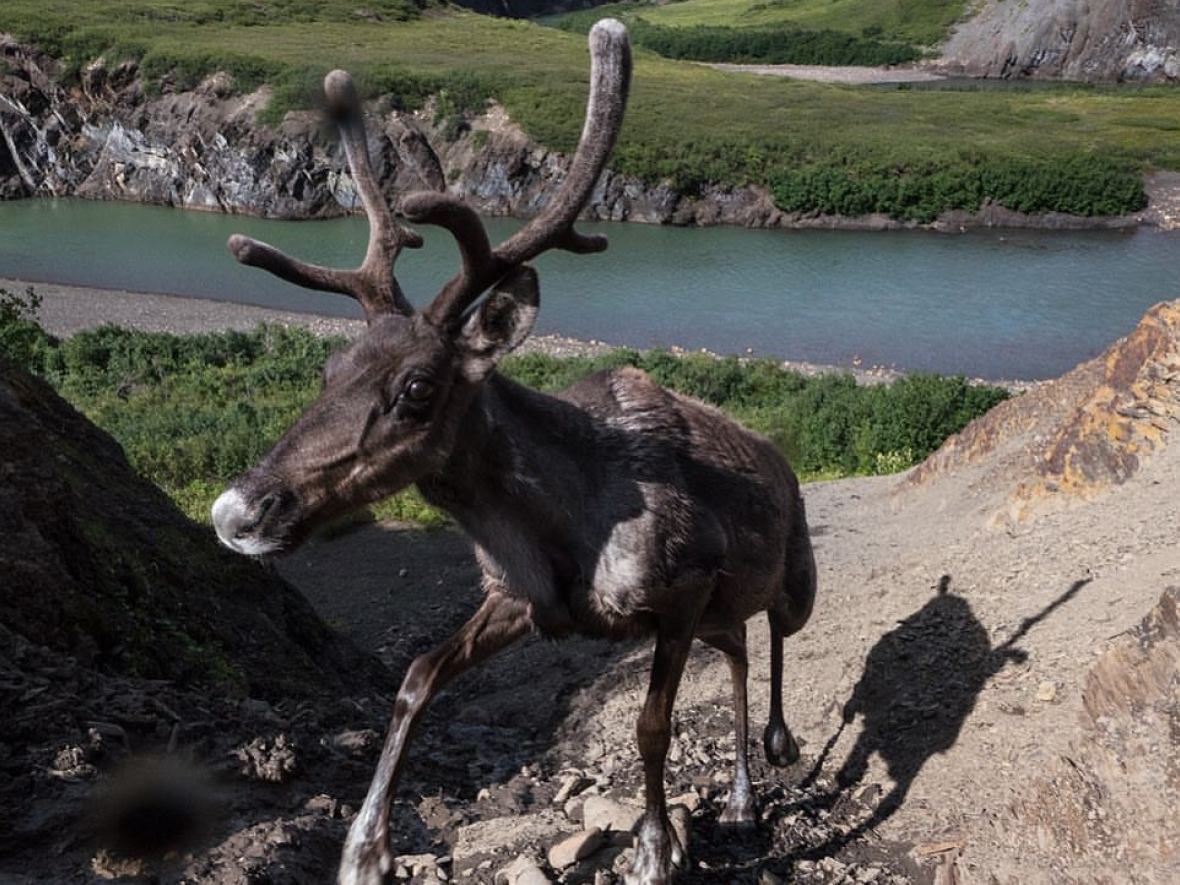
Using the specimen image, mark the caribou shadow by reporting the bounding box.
[798,575,1090,859]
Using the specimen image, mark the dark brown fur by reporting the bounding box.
[210,21,815,885]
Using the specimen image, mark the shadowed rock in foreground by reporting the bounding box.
[0,360,387,696]
[0,360,392,880]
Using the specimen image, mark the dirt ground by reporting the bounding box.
[261,445,1178,884]
[274,501,929,885]
[6,293,1178,884]
[261,298,1180,884]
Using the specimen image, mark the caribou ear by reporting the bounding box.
[458,266,540,381]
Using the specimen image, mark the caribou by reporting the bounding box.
[211,20,816,885]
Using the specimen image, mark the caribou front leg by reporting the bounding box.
[339,592,532,885]
[626,613,699,885]
[700,624,757,826]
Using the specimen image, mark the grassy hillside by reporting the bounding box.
[2,2,1179,220]
[548,0,967,65]
[637,0,968,47]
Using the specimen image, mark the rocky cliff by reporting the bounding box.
[942,0,1180,82]
[4,36,1152,232]
[0,36,781,227]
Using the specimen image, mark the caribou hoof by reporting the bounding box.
[763,721,800,767]
[624,811,685,885]
[718,794,757,827]
[337,838,393,885]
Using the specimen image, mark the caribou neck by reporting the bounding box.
[419,372,593,552]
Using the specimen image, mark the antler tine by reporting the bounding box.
[401,191,497,312]
[495,19,630,265]
[325,71,424,307]
[226,69,422,321]
[423,19,631,328]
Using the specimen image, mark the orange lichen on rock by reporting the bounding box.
[903,300,1180,525]
[1011,301,1180,516]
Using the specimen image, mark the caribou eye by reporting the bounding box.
[405,379,434,402]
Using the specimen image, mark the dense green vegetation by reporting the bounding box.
[630,21,919,67]
[769,151,1147,222]
[3,288,1007,529]
[634,0,968,47]
[2,2,1177,220]
[553,10,921,66]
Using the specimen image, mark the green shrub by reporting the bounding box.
[0,287,56,371]
[4,301,1008,528]
[767,151,1147,222]
[553,9,920,67]
[628,19,921,66]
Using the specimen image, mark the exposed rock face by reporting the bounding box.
[905,299,1180,524]
[942,0,1180,82]
[1004,587,1180,882]
[0,36,782,227]
[0,358,389,698]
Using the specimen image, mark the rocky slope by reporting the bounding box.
[906,298,1180,525]
[0,359,395,880]
[245,295,1180,884]
[0,36,782,227]
[941,0,1180,82]
[4,297,1180,882]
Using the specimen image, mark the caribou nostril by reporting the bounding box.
[235,492,280,538]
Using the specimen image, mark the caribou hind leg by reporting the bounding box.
[764,538,817,767]
[763,617,800,767]
[699,623,757,826]
[338,592,532,885]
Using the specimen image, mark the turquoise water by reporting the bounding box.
[2,198,1178,379]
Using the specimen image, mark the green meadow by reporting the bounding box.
[633,0,969,46]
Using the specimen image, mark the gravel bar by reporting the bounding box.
[6,277,1027,388]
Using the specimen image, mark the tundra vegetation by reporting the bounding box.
[551,9,924,66]
[549,0,974,66]
[1,287,1007,528]
[2,1,1179,220]
[602,0,970,46]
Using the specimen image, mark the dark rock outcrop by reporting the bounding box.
[941,0,1180,82]
[0,358,390,698]
[0,363,399,882]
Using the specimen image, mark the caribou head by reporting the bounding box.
[211,20,631,555]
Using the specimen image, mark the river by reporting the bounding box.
[2,198,1178,380]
